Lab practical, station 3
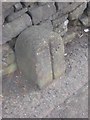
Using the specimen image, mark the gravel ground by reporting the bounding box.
[2,32,88,118]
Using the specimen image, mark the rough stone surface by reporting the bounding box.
[2,13,32,44]
[1,43,17,76]
[2,2,15,19]
[15,26,65,89]
[49,34,65,79]
[39,20,53,31]
[29,3,56,24]
[22,2,35,7]
[56,2,83,16]
[69,3,87,20]
[79,13,89,27]
[53,19,69,36]
[37,2,47,6]
[6,7,28,22]
[87,2,90,16]
[52,14,68,28]
[63,31,77,44]
[14,3,23,12]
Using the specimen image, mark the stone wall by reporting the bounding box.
[1,2,90,88]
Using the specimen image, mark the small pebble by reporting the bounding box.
[84,28,89,33]
[64,53,67,56]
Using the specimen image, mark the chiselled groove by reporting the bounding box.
[48,41,55,80]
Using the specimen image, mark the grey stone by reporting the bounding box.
[2,13,32,44]
[37,2,47,6]
[15,26,53,89]
[14,2,23,11]
[22,2,37,8]
[63,31,77,44]
[6,7,28,22]
[29,3,56,24]
[15,26,65,88]
[79,13,89,27]
[2,15,4,24]
[2,2,15,19]
[87,2,90,17]
[39,20,53,31]
[69,2,87,20]
[1,43,17,76]
[22,2,33,7]
[52,15,68,28]
[53,19,69,37]
[56,2,82,16]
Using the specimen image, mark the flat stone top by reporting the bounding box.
[16,25,62,51]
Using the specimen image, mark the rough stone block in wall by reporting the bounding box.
[53,19,69,37]
[86,2,90,16]
[79,13,89,27]
[56,2,83,16]
[22,2,37,8]
[2,2,16,19]
[39,20,53,31]
[69,2,87,20]
[6,8,28,22]
[2,14,32,44]
[1,43,17,76]
[52,14,68,28]
[15,26,65,89]
[29,2,56,24]
[37,2,47,6]
[14,2,23,12]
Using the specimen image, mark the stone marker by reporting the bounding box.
[2,13,32,44]
[15,26,65,89]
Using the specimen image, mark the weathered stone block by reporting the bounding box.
[39,20,53,31]
[22,2,35,7]
[1,43,17,76]
[6,8,28,22]
[2,13,32,44]
[29,3,56,24]
[52,15,68,28]
[15,26,65,88]
[79,13,89,27]
[2,2,15,19]
[86,2,90,16]
[14,3,23,11]
[53,19,69,36]
[69,3,87,20]
[56,2,83,16]
[37,2,47,6]
[63,31,77,44]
